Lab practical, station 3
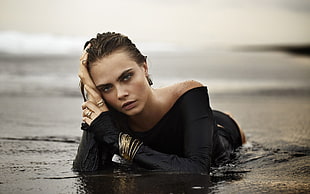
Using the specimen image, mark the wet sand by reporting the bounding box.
[0,51,309,193]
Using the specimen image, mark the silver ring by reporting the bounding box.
[97,99,105,107]
[86,111,92,117]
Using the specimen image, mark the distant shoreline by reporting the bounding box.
[1,44,310,58]
[235,44,310,56]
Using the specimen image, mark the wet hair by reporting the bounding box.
[84,32,147,68]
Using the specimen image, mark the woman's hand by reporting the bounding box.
[82,85,109,125]
[78,43,108,125]
[78,43,101,95]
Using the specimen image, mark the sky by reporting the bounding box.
[0,0,309,48]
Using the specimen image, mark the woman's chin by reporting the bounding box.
[121,107,142,117]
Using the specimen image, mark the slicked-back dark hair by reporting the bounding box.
[85,32,146,68]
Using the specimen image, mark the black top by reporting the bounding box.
[73,87,242,173]
[130,87,214,172]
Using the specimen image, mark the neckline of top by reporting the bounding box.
[131,86,207,135]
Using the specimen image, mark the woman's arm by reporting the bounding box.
[73,98,114,171]
[73,130,106,171]
[74,45,114,171]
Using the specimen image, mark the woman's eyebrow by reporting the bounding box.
[96,83,111,90]
[117,68,133,82]
[96,68,133,89]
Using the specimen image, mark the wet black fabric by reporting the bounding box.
[212,110,242,165]
[73,87,242,173]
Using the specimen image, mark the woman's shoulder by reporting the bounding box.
[157,80,205,106]
[146,81,207,131]
[171,80,204,99]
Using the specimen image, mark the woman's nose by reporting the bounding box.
[116,86,129,100]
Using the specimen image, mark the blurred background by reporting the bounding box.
[0,0,309,95]
[0,0,309,54]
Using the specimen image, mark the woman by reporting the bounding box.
[73,32,246,173]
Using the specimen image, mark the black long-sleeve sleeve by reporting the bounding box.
[72,130,102,171]
[72,112,119,172]
[133,87,214,173]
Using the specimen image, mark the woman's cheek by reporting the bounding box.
[103,94,118,109]
[134,76,148,91]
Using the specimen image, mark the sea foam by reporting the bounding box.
[0,31,181,56]
[0,31,85,55]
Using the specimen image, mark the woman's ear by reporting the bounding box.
[141,62,148,76]
[140,62,153,86]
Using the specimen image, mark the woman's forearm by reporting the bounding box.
[133,145,211,173]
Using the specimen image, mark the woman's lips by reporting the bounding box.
[122,101,137,111]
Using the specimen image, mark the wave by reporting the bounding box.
[0,31,182,56]
[0,31,85,56]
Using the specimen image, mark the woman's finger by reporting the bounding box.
[79,43,91,61]
[82,101,103,125]
[82,108,94,125]
[82,116,92,125]
[82,101,101,113]
[84,84,106,108]
[84,85,109,112]
[79,64,97,89]
[82,100,108,125]
[84,85,101,101]
[78,60,97,90]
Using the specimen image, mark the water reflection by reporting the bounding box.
[76,170,211,193]
[74,143,252,193]
[72,139,310,193]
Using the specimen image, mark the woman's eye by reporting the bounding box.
[122,73,133,81]
[100,85,112,93]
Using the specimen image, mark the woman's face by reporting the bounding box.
[89,50,151,116]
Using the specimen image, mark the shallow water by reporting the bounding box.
[1,130,308,193]
[0,51,309,193]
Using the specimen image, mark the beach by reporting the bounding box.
[0,50,309,193]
